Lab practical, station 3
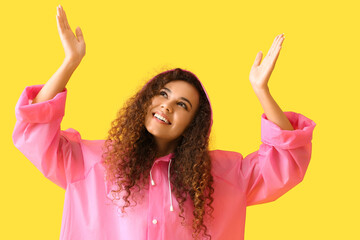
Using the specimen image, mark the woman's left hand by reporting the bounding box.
[249,33,285,93]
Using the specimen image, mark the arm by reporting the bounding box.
[243,111,316,206]
[254,89,294,130]
[240,34,316,205]
[249,33,294,131]
[32,5,85,103]
[13,86,85,190]
[13,6,87,189]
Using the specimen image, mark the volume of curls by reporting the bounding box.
[102,68,214,239]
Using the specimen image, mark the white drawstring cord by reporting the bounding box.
[168,158,174,211]
[150,170,155,186]
[149,158,174,212]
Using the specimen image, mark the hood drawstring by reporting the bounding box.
[168,159,174,211]
[149,159,174,212]
[150,171,155,186]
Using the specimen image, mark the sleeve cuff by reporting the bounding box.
[15,84,67,123]
[260,111,316,149]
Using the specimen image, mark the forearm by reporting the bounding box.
[254,87,294,131]
[32,59,79,104]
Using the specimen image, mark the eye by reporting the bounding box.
[177,102,188,110]
[159,90,168,97]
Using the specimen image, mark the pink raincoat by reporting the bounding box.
[13,83,316,240]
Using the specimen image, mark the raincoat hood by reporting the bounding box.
[107,68,213,213]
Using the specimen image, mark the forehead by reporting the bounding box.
[163,80,200,105]
[163,80,198,96]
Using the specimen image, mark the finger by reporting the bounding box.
[252,51,263,67]
[268,34,283,57]
[275,34,284,49]
[56,6,65,33]
[75,27,84,42]
[56,14,62,33]
[58,5,64,29]
[58,5,67,31]
[59,6,67,30]
[267,34,280,57]
[278,34,285,48]
[273,34,285,56]
[274,33,284,49]
[60,5,71,31]
[271,36,285,65]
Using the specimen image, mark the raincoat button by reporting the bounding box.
[152,219,158,224]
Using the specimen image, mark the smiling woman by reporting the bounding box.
[12,5,316,240]
[102,68,214,239]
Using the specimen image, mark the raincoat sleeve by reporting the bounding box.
[12,85,85,190]
[242,111,316,206]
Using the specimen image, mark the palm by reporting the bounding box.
[56,5,86,64]
[249,34,284,91]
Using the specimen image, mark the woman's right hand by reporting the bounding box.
[56,5,86,66]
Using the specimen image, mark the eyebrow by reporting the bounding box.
[163,87,193,110]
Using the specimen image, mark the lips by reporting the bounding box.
[152,112,171,124]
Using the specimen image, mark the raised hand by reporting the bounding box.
[56,5,86,65]
[249,33,285,93]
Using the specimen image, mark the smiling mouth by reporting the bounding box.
[153,113,171,124]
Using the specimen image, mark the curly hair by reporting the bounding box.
[101,68,214,239]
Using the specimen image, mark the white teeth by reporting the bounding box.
[154,113,170,124]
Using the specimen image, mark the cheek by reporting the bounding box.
[145,111,151,123]
[177,113,195,130]
[185,113,198,130]
[146,97,159,114]
[151,96,162,105]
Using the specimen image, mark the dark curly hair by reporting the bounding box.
[102,68,214,239]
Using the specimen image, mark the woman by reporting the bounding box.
[13,5,316,240]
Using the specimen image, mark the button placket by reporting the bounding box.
[147,162,164,239]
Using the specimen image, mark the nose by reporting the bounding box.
[161,100,173,113]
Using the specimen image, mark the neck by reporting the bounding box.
[155,138,178,158]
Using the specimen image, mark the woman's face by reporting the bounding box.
[145,80,200,144]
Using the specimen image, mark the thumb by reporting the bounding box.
[75,27,84,42]
[252,51,263,67]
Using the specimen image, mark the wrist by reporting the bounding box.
[253,86,270,97]
[62,57,81,71]
[63,57,81,68]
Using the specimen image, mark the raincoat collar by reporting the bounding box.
[105,153,176,212]
[152,152,174,163]
[149,153,175,211]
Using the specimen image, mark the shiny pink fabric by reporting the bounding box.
[13,85,316,240]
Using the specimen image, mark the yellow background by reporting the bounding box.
[1,0,359,239]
